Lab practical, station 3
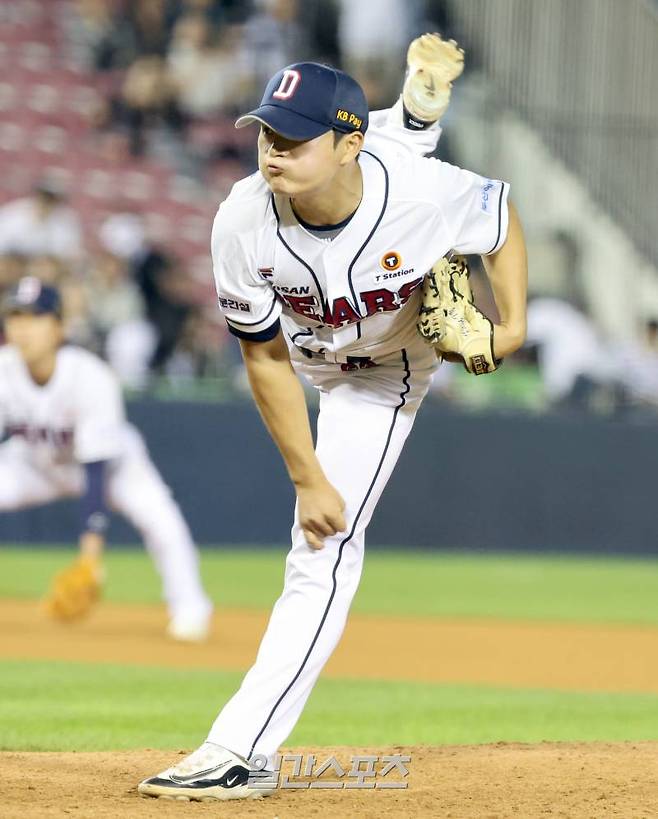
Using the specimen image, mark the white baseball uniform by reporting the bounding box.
[0,343,211,623]
[207,108,510,764]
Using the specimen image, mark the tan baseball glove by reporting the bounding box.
[44,555,103,621]
[417,255,501,375]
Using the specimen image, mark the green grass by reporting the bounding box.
[3,549,658,752]
[2,659,658,752]
[2,546,658,624]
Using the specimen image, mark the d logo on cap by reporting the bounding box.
[273,69,301,100]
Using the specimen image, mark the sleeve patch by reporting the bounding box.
[480,180,497,213]
[218,296,252,313]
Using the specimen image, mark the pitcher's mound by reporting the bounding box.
[3,742,658,818]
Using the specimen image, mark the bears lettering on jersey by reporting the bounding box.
[326,297,360,326]
[361,276,424,315]
[277,276,425,328]
[6,422,74,448]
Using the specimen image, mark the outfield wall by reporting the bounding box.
[1,400,656,555]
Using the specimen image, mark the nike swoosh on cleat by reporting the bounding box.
[166,766,250,789]
[170,763,228,783]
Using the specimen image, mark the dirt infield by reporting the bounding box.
[3,743,658,818]
[2,598,658,691]
[4,599,658,816]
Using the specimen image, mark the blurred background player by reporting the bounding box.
[0,276,212,641]
[0,181,83,266]
[525,296,616,411]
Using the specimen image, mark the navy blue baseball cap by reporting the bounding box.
[3,277,62,317]
[235,62,369,141]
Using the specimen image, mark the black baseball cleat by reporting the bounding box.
[138,742,275,801]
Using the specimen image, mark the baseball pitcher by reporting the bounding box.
[139,34,527,800]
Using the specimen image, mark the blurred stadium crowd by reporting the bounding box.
[0,0,657,414]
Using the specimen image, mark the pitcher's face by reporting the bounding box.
[258,126,360,197]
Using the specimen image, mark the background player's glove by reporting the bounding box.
[44,555,103,621]
[418,255,501,375]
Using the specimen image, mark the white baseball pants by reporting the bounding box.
[0,427,211,621]
[208,341,437,764]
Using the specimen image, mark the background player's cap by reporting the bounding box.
[235,62,369,141]
[3,277,62,318]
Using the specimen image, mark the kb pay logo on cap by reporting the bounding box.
[336,109,363,129]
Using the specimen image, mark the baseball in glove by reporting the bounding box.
[417,255,501,375]
[44,555,103,622]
